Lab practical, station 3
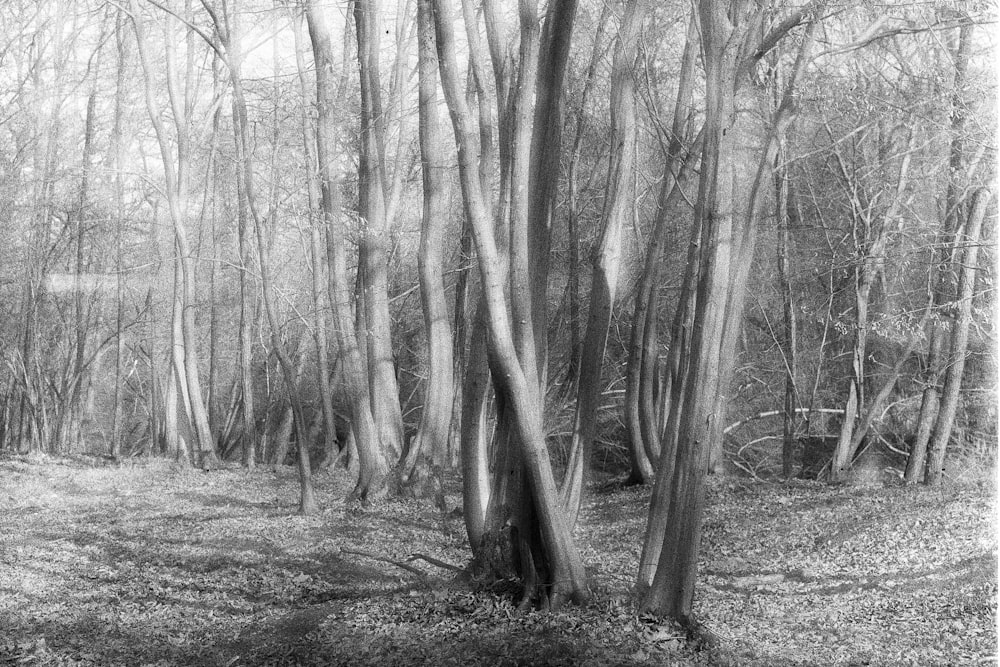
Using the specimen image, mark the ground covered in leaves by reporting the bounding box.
[0,455,995,666]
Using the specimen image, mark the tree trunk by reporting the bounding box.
[130,0,219,468]
[563,0,646,526]
[206,0,316,512]
[306,0,390,502]
[925,188,990,485]
[291,11,339,470]
[432,0,588,608]
[623,16,699,485]
[829,132,914,482]
[776,165,799,478]
[562,4,609,390]
[461,304,492,549]
[403,0,455,494]
[905,23,973,483]
[355,0,406,465]
[110,12,128,458]
[639,0,821,627]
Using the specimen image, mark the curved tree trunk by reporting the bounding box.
[306,0,389,502]
[403,0,455,497]
[355,0,405,465]
[562,0,646,526]
[925,188,990,485]
[291,12,338,470]
[640,0,824,626]
[432,0,588,608]
[905,22,974,484]
[129,0,217,467]
[623,18,700,484]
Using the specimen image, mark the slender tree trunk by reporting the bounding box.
[355,0,406,465]
[130,1,219,467]
[110,12,129,458]
[203,0,315,510]
[562,0,646,525]
[925,188,991,485]
[906,23,973,483]
[289,12,339,470]
[306,0,389,502]
[562,4,609,390]
[403,0,454,495]
[776,166,798,478]
[432,0,588,608]
[623,16,698,485]
[68,86,98,454]
[830,134,914,482]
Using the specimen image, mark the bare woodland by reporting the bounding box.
[0,0,995,647]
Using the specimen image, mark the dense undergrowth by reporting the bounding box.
[0,454,994,666]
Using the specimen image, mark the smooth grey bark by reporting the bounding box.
[640,1,824,628]
[403,0,455,496]
[562,0,647,526]
[432,0,588,608]
[306,0,390,502]
[291,11,339,469]
[925,188,991,485]
[129,0,217,467]
[623,15,699,485]
[905,22,974,483]
[355,0,406,465]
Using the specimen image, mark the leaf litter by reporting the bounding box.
[0,455,994,666]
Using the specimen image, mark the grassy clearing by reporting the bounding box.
[0,455,994,666]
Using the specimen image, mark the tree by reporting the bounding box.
[354,0,406,466]
[401,0,454,498]
[305,0,390,502]
[905,19,980,483]
[200,0,318,513]
[639,0,824,629]
[431,0,588,608]
[562,0,648,527]
[924,187,992,485]
[129,0,220,469]
[623,13,700,486]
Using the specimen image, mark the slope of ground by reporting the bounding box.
[0,454,994,666]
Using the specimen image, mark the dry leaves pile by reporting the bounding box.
[0,455,994,666]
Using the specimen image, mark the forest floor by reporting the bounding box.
[0,454,995,666]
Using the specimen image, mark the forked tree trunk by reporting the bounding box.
[562,0,646,525]
[403,0,454,494]
[355,0,406,465]
[306,0,389,502]
[925,188,990,485]
[432,0,588,608]
[905,22,973,484]
[204,1,315,511]
[640,0,823,627]
[623,16,698,485]
[130,0,219,468]
[829,133,914,482]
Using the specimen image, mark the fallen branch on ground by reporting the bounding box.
[407,553,463,572]
[340,548,432,588]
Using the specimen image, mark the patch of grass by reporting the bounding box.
[0,455,994,666]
